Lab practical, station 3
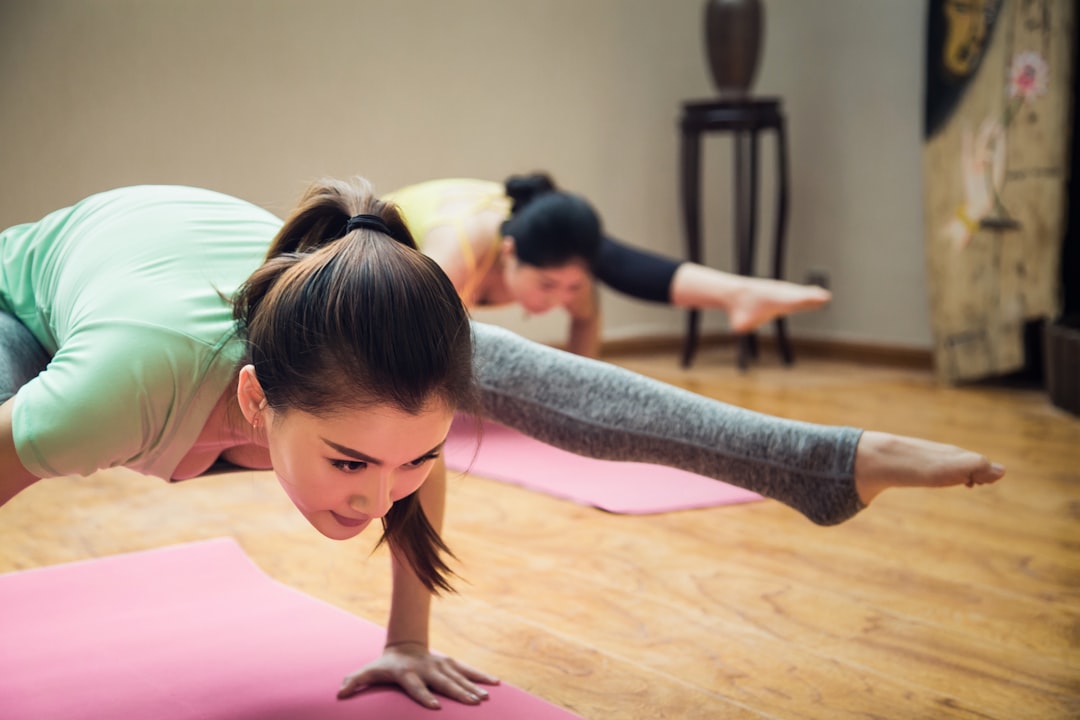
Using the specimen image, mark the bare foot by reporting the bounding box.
[853,431,1006,505]
[727,279,832,334]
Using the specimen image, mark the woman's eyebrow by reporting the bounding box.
[321,438,447,465]
[321,438,381,465]
[414,442,447,459]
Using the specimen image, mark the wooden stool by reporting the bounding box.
[678,97,793,369]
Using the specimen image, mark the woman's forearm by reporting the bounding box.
[384,457,449,648]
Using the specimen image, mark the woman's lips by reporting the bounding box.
[331,511,370,528]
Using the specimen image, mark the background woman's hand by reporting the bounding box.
[338,641,500,710]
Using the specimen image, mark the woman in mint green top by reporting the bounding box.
[0,178,1006,712]
[1,184,277,479]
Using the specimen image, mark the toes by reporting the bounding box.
[967,459,1006,486]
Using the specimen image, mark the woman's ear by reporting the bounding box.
[501,236,516,260]
[236,365,268,427]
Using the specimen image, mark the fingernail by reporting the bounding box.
[468,693,479,702]
[991,462,1005,476]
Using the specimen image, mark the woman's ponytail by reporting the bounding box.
[233,176,477,594]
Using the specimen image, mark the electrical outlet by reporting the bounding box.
[805,269,830,290]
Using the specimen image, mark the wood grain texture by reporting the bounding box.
[2,348,1078,719]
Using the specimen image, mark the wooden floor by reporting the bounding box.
[2,347,1078,719]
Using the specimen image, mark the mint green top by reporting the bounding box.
[0,185,281,479]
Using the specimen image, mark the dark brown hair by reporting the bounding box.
[233,176,477,593]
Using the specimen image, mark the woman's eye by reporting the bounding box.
[407,453,439,468]
[331,459,366,473]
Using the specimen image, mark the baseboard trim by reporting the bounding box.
[600,332,934,370]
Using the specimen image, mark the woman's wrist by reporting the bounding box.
[384,639,428,651]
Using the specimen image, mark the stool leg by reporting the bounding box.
[683,309,701,368]
[747,129,761,361]
[773,117,795,365]
[734,131,753,370]
[679,123,703,368]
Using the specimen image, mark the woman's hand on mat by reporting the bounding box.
[337,640,500,709]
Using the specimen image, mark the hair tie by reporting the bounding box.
[345,214,392,236]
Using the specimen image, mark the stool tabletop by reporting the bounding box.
[680,98,784,130]
[682,96,782,112]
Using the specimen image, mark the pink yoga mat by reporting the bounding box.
[444,418,762,514]
[0,538,582,720]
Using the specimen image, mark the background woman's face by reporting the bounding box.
[504,257,591,315]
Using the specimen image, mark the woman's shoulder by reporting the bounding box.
[5,185,279,264]
[11,322,241,480]
[387,178,501,198]
[387,179,507,251]
[57,184,272,218]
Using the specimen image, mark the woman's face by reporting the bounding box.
[261,400,454,541]
[502,242,590,314]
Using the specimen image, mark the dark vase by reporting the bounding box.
[703,0,764,97]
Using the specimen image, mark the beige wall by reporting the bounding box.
[0,0,931,348]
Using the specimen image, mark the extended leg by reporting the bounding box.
[592,236,681,303]
[593,237,831,334]
[469,322,1004,525]
[471,322,862,525]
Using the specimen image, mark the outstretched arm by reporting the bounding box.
[337,457,498,709]
[565,280,601,358]
[1,398,40,508]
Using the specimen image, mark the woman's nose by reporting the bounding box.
[348,472,394,518]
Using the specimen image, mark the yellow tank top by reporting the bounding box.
[384,179,507,303]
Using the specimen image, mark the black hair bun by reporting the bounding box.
[504,173,557,213]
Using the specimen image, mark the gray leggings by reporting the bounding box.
[470,322,864,525]
[0,313,864,525]
[0,313,49,404]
